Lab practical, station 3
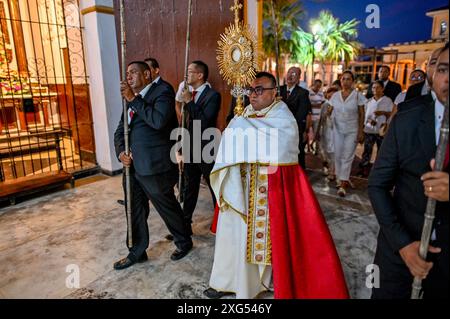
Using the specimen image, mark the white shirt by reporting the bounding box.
[394,91,406,105]
[175,80,211,102]
[432,91,445,145]
[287,85,296,96]
[422,79,431,96]
[191,83,208,103]
[152,76,161,86]
[364,96,394,134]
[329,90,367,134]
[128,83,152,124]
[431,91,443,241]
[309,89,325,117]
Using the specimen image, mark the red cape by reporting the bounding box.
[211,164,349,299]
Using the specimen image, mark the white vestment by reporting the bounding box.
[208,100,299,298]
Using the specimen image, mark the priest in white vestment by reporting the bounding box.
[204,72,349,299]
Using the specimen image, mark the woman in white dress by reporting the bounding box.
[328,71,366,197]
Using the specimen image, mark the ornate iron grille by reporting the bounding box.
[0,0,96,182]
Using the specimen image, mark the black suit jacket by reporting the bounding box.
[280,85,312,135]
[185,85,221,161]
[404,81,426,102]
[368,94,449,264]
[367,80,402,102]
[114,78,178,176]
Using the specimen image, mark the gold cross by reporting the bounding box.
[230,0,243,26]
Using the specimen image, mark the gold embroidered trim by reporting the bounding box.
[246,164,271,266]
[246,164,257,264]
[210,162,298,178]
[265,209,272,265]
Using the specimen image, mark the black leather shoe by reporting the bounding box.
[137,253,148,263]
[113,257,135,270]
[165,234,174,241]
[170,247,192,261]
[117,199,125,205]
[203,287,233,299]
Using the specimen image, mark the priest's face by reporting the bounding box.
[249,77,277,111]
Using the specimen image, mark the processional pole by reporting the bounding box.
[177,0,193,205]
[119,0,132,248]
[411,98,449,299]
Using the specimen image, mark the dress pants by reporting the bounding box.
[298,141,306,169]
[183,162,217,234]
[333,130,358,182]
[297,129,306,169]
[360,133,383,168]
[123,168,192,262]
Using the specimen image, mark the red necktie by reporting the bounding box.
[129,109,135,121]
[192,90,198,102]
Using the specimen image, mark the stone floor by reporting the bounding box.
[0,169,379,299]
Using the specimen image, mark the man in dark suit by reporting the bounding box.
[113,61,193,270]
[368,43,449,299]
[367,66,402,101]
[279,67,312,168]
[117,57,165,207]
[180,60,221,235]
[405,46,443,101]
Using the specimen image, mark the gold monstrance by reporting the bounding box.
[217,0,259,116]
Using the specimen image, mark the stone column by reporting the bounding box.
[244,0,263,52]
[80,0,122,175]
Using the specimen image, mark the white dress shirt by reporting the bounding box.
[128,82,152,124]
[176,80,211,102]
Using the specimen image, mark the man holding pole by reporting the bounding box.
[113,61,193,270]
[180,60,221,236]
[368,42,449,299]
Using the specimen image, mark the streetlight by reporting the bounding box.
[310,22,322,86]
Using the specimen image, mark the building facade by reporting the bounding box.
[0,0,263,194]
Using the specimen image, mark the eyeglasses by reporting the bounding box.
[410,75,424,81]
[246,86,276,96]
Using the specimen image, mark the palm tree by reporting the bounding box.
[291,10,361,84]
[262,0,304,79]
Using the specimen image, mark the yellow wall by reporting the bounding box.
[428,10,449,40]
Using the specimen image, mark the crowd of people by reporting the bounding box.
[111,41,448,299]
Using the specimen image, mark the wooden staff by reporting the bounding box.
[119,0,133,248]
[411,98,449,299]
[177,0,193,206]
